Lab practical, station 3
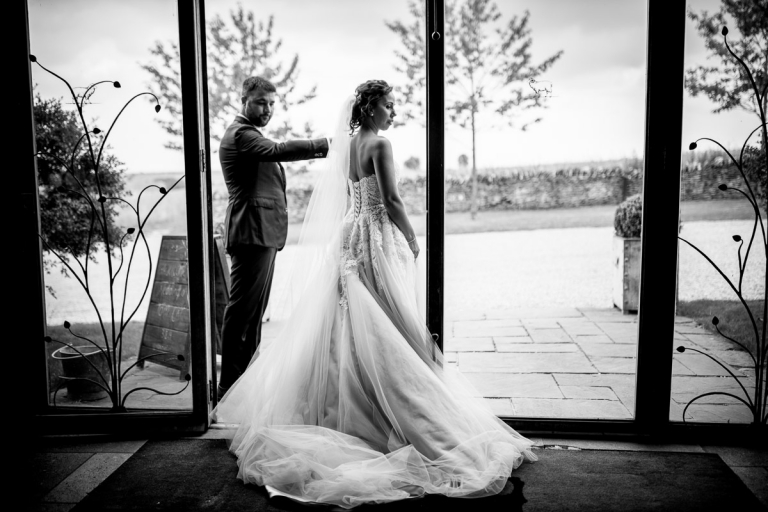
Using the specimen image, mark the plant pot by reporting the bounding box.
[52,345,110,401]
[613,236,641,314]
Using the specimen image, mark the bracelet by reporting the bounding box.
[405,236,416,244]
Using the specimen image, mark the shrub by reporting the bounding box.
[614,194,642,238]
[742,143,766,207]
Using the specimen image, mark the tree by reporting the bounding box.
[141,5,316,150]
[686,0,767,121]
[387,0,562,218]
[35,93,127,290]
[686,0,767,206]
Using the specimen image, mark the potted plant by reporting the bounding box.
[52,343,111,402]
[613,194,642,313]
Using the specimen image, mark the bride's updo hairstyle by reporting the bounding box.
[349,80,393,134]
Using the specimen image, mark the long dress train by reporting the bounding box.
[213,100,536,509]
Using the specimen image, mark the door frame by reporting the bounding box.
[21,0,214,435]
[424,0,753,439]
[19,0,752,439]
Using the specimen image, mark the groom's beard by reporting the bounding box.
[253,114,271,127]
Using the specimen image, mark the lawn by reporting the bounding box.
[676,299,765,355]
[283,199,756,244]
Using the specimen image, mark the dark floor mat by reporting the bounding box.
[72,439,765,511]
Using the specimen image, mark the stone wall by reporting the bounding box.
[212,162,747,229]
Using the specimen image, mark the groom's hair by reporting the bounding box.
[242,76,276,98]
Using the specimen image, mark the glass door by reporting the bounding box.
[27,0,214,433]
[439,0,649,421]
[201,0,430,399]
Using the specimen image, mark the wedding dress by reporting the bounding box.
[213,98,536,509]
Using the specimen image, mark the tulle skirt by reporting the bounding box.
[213,237,536,509]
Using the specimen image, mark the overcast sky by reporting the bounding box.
[28,0,757,173]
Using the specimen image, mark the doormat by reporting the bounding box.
[72,439,765,512]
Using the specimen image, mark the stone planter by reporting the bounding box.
[613,236,641,314]
[52,345,110,401]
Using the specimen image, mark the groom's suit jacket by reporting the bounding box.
[220,116,329,252]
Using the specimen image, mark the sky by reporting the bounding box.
[28,0,758,174]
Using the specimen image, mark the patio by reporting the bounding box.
[441,307,755,422]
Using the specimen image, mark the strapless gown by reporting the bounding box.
[213,174,536,509]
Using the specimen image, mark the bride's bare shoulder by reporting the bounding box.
[361,135,392,157]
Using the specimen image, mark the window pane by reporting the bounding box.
[670,0,765,424]
[443,0,648,419]
[202,0,429,388]
[31,0,193,411]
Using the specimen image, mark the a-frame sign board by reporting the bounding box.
[137,235,230,379]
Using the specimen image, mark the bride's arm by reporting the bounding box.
[372,138,419,257]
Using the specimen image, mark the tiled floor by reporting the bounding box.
[30,430,768,511]
[443,307,757,422]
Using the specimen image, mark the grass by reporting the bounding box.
[283,199,757,244]
[676,299,765,355]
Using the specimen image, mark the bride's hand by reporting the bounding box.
[408,238,420,259]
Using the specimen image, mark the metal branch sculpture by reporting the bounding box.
[676,26,767,428]
[31,55,189,412]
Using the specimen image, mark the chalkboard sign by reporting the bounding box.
[137,235,230,379]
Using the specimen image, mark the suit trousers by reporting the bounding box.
[219,244,277,392]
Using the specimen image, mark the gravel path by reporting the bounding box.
[45,220,764,325]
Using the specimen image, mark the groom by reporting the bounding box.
[217,76,330,398]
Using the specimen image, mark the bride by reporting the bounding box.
[213,79,537,509]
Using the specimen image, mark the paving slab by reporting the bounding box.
[559,385,619,400]
[520,318,562,329]
[707,349,756,368]
[683,333,741,351]
[454,324,528,337]
[671,375,757,394]
[610,334,639,344]
[462,373,563,398]
[671,359,696,375]
[578,309,639,323]
[578,343,637,358]
[572,334,615,344]
[493,336,535,344]
[590,356,637,374]
[460,352,597,373]
[495,343,578,353]
[669,400,755,423]
[511,397,633,419]
[485,308,582,319]
[43,453,132,503]
[612,385,637,412]
[528,329,572,343]
[483,398,516,416]
[598,323,640,336]
[443,337,495,352]
[552,373,636,388]
[454,318,523,329]
[674,323,711,335]
[559,321,605,337]
[674,353,733,376]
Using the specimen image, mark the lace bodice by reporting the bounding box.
[340,174,412,310]
[348,175,385,218]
